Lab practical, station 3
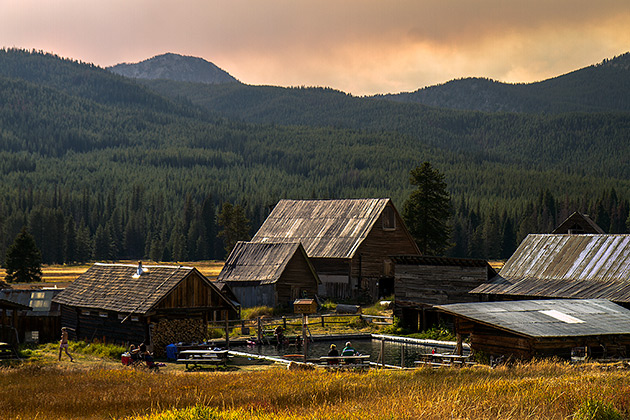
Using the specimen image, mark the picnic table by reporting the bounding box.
[177,349,229,370]
[320,354,370,369]
[414,353,472,368]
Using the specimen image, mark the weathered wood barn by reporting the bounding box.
[551,212,605,234]
[52,263,239,351]
[471,234,630,308]
[252,198,420,301]
[217,241,320,308]
[0,288,62,343]
[437,299,630,360]
[0,298,31,346]
[392,255,497,330]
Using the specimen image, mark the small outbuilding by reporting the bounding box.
[217,241,320,308]
[393,255,497,331]
[0,288,62,343]
[437,299,630,360]
[53,263,239,352]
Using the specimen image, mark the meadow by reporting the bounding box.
[1,349,628,420]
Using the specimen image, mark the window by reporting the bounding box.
[382,206,396,230]
[29,291,52,312]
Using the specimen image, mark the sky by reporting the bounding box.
[1,0,629,96]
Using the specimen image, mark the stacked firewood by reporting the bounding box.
[152,319,205,357]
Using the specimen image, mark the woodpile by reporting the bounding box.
[152,319,206,357]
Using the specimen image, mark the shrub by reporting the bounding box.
[574,399,623,420]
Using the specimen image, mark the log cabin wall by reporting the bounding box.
[351,206,420,281]
[395,264,490,306]
[276,251,319,306]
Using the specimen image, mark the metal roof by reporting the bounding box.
[470,234,630,302]
[437,299,630,338]
[217,241,319,285]
[252,198,396,259]
[52,263,230,314]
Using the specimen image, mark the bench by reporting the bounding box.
[320,355,370,370]
[177,349,228,370]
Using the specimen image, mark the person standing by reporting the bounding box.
[58,327,74,362]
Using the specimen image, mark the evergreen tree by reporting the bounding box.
[218,202,251,255]
[402,162,452,255]
[4,227,42,283]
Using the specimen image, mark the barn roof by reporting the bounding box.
[217,241,319,285]
[470,234,630,302]
[437,299,630,338]
[1,289,62,316]
[252,198,401,259]
[52,263,223,314]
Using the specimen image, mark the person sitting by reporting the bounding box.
[342,341,356,363]
[274,326,285,346]
[327,344,339,365]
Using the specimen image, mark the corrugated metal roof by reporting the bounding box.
[470,234,630,302]
[252,198,392,259]
[52,263,200,314]
[437,299,630,338]
[217,241,318,285]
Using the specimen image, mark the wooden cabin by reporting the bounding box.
[216,241,320,308]
[0,289,62,344]
[437,299,630,360]
[392,255,497,331]
[552,212,605,234]
[252,198,420,301]
[0,298,32,346]
[52,263,239,354]
[471,234,630,308]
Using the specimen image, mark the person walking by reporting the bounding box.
[58,327,74,362]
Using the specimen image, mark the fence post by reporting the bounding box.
[224,311,229,349]
[283,316,287,330]
[257,317,262,344]
[321,315,325,327]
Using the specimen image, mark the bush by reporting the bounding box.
[241,306,275,320]
[574,399,623,420]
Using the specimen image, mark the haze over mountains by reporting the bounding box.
[109,51,630,114]
[1,48,630,266]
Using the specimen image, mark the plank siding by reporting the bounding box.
[276,250,320,306]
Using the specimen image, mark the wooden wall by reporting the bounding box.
[352,206,419,281]
[395,264,490,306]
[155,272,232,312]
[276,251,319,306]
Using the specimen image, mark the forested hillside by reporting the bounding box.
[1,49,630,270]
[382,53,630,113]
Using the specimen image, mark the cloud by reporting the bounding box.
[1,0,629,94]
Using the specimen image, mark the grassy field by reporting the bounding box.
[1,345,629,420]
[1,261,225,286]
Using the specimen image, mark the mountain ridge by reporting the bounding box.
[108,52,239,85]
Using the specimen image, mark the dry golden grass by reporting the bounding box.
[1,358,629,420]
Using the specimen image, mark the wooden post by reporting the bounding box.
[456,333,463,356]
[257,317,262,344]
[381,337,385,369]
[321,315,325,327]
[223,311,230,349]
[302,314,307,362]
[401,343,405,368]
[283,316,287,330]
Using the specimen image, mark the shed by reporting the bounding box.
[52,263,239,351]
[437,299,630,360]
[252,198,420,300]
[0,288,62,343]
[217,241,319,308]
[0,298,32,346]
[392,255,497,331]
[471,234,630,307]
